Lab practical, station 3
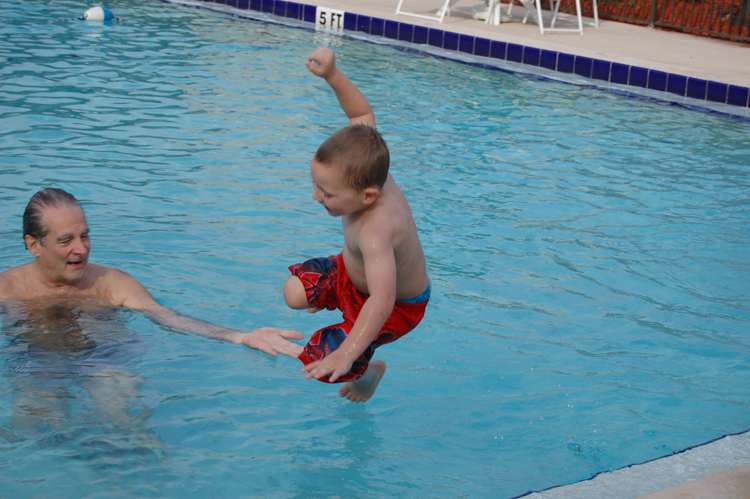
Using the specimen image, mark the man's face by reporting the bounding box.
[28,205,91,284]
[310,159,365,217]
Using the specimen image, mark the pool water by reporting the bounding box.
[1,0,749,497]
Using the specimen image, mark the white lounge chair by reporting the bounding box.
[395,0,458,22]
[489,0,599,34]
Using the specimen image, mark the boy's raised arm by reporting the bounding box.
[306,47,375,128]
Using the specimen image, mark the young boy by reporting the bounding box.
[283,47,430,403]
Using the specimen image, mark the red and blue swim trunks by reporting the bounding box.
[289,253,430,383]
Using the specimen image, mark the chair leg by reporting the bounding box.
[395,0,406,16]
[574,0,583,33]
[535,0,545,32]
[436,0,460,18]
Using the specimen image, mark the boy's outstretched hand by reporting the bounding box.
[306,46,338,79]
[302,349,353,383]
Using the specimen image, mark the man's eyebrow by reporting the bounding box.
[56,229,89,242]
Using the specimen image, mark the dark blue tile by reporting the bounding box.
[686,78,707,100]
[459,34,474,54]
[237,0,249,8]
[286,1,301,18]
[592,59,610,81]
[398,23,414,42]
[647,70,667,92]
[557,52,574,73]
[261,0,274,14]
[540,50,557,71]
[274,0,287,16]
[629,66,648,88]
[344,12,357,31]
[490,40,507,60]
[507,43,523,63]
[666,74,687,96]
[303,5,318,24]
[250,0,262,11]
[727,85,749,107]
[707,81,728,103]
[413,25,428,44]
[357,15,371,32]
[574,56,593,78]
[226,0,238,7]
[444,31,459,50]
[474,37,490,57]
[610,63,629,84]
[283,0,297,17]
[370,18,384,36]
[523,47,540,66]
[385,20,399,39]
[428,28,444,48]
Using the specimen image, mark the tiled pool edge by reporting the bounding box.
[182,0,750,112]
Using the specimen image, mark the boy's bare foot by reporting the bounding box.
[339,360,386,403]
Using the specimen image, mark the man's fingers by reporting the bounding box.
[250,340,279,357]
[280,329,304,340]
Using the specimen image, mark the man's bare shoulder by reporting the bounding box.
[90,264,138,284]
[0,265,33,299]
[92,265,157,309]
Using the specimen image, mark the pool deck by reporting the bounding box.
[313,0,750,88]
[297,2,750,497]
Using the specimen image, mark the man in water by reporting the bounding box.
[0,188,302,441]
[0,187,303,354]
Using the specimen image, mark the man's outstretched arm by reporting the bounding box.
[111,268,304,358]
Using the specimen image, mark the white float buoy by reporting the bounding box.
[83,6,115,21]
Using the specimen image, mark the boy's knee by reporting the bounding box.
[283,276,310,310]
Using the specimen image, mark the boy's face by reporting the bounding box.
[310,159,369,217]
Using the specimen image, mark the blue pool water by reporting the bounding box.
[1,0,749,497]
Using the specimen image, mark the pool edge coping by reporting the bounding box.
[165,0,750,119]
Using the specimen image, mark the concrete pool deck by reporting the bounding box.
[313,0,750,88]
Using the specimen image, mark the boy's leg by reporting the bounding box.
[339,360,386,403]
[283,276,310,310]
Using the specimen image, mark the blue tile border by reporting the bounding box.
[183,0,750,111]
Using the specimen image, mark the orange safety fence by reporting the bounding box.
[551,0,750,41]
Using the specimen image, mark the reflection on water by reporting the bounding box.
[0,297,166,464]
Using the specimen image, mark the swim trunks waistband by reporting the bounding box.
[396,280,431,304]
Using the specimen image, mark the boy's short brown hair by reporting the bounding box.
[314,124,390,191]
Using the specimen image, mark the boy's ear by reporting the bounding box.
[361,186,381,205]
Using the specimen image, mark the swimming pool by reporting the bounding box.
[1,0,749,497]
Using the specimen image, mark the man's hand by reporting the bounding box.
[240,328,304,358]
[302,349,353,383]
[306,46,337,80]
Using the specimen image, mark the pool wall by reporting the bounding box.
[172,0,750,111]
